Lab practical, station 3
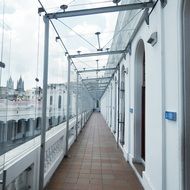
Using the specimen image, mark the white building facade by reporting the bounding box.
[101,0,189,189]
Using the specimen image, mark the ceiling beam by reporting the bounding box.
[78,67,116,73]
[70,50,125,58]
[82,77,111,82]
[47,2,154,19]
[85,82,109,86]
[87,87,106,90]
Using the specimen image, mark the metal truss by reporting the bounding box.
[82,77,111,82]
[78,67,116,73]
[70,50,126,59]
[46,2,154,19]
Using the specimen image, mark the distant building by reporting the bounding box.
[7,76,14,90]
[16,76,25,96]
[17,76,24,92]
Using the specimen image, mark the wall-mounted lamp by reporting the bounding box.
[124,68,128,75]
[147,32,158,47]
[55,36,60,42]
[0,61,5,68]
[35,78,39,82]
[38,7,45,16]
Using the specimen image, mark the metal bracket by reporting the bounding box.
[145,9,149,25]
[160,0,167,8]
[127,43,132,55]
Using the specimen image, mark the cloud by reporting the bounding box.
[0,0,118,90]
[69,22,101,36]
[0,3,16,15]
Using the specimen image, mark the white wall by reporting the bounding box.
[100,1,183,190]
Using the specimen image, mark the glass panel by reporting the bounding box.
[0,0,42,184]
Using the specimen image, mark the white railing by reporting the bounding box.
[0,110,93,190]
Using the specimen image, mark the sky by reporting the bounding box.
[0,0,118,90]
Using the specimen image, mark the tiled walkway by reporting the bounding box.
[46,113,143,190]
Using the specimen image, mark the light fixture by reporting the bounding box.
[113,0,121,5]
[55,36,60,42]
[0,61,5,68]
[95,32,103,51]
[35,78,39,82]
[147,32,158,47]
[60,4,68,12]
[38,7,45,16]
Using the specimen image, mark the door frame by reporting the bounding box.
[134,39,146,163]
[182,0,190,189]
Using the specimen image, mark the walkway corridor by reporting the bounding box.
[46,113,143,190]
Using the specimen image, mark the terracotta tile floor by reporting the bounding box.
[46,113,143,190]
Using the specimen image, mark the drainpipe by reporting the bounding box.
[114,78,117,133]
[110,84,113,128]
[160,3,166,190]
[75,72,79,140]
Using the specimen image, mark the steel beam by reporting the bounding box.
[87,85,107,88]
[85,82,109,86]
[87,83,108,86]
[87,86,107,89]
[89,91,104,93]
[82,77,111,82]
[39,16,49,190]
[70,50,126,58]
[88,88,106,91]
[47,2,154,19]
[78,67,116,73]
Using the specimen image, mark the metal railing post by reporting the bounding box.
[75,72,79,140]
[39,15,49,190]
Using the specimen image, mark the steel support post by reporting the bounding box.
[75,73,79,140]
[39,16,49,190]
[117,67,120,147]
[65,56,71,155]
[110,84,113,128]
[0,170,7,190]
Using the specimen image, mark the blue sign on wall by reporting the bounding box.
[165,111,177,121]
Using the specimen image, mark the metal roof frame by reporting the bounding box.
[70,50,126,59]
[46,2,154,19]
[78,67,116,73]
[82,77,111,82]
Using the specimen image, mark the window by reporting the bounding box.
[58,95,61,109]
[50,96,53,105]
